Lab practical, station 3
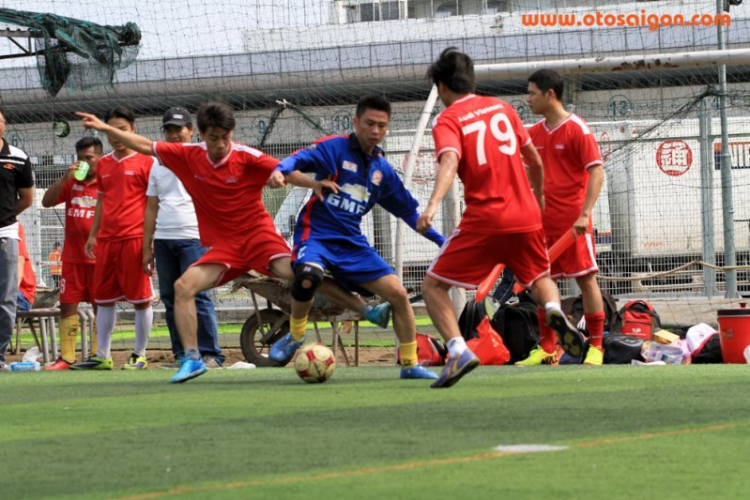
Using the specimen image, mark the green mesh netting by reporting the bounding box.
[0,8,140,96]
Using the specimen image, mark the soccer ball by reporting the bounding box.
[294,343,336,383]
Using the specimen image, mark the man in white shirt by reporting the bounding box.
[142,107,224,368]
[1,107,34,370]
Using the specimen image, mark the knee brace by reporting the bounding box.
[290,264,324,302]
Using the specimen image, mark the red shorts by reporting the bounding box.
[60,262,97,304]
[94,238,154,304]
[547,232,599,280]
[193,226,291,287]
[427,228,550,289]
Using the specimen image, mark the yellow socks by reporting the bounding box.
[290,316,307,342]
[59,315,79,363]
[399,341,418,369]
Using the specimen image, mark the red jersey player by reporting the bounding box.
[77,103,378,383]
[524,69,606,366]
[16,223,36,312]
[41,136,103,369]
[417,48,585,388]
[73,108,156,371]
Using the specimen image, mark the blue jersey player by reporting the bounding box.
[268,95,444,380]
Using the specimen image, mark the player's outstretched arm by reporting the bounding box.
[376,171,446,247]
[417,151,458,233]
[272,168,339,202]
[404,210,445,246]
[75,111,154,156]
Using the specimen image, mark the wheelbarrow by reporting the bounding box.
[232,275,368,367]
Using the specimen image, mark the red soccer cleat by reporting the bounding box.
[45,357,73,371]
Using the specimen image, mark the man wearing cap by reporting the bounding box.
[142,107,224,368]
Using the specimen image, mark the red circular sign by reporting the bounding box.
[656,140,692,177]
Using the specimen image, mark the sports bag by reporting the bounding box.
[466,316,510,365]
[613,300,661,340]
[397,333,447,366]
[490,293,540,363]
[561,292,618,334]
[458,297,498,341]
[602,334,646,364]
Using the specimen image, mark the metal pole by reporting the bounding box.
[372,206,393,264]
[699,95,716,297]
[474,49,750,81]
[443,180,466,313]
[394,85,439,280]
[716,0,738,297]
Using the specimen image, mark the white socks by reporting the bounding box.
[95,305,116,359]
[134,307,153,356]
[545,302,562,313]
[95,305,153,358]
[446,336,468,358]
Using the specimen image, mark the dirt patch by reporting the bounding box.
[144,347,397,368]
[5,347,397,368]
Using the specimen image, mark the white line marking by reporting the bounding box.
[493,444,569,453]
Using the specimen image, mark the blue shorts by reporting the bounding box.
[292,239,394,294]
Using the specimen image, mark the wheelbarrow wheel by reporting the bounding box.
[240,309,290,367]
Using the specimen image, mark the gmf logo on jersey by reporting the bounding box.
[2,163,15,171]
[326,182,369,215]
[371,170,382,186]
[225,177,238,184]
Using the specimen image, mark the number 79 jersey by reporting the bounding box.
[431,94,542,234]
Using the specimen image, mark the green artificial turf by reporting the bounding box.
[13,316,439,349]
[2,365,748,499]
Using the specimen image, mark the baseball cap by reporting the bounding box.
[162,107,192,128]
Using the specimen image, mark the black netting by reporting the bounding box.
[0,8,140,96]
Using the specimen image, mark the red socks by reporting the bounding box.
[585,311,606,349]
[537,308,557,353]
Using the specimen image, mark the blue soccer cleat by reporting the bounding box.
[365,303,392,329]
[170,358,207,384]
[400,363,439,380]
[431,349,480,388]
[269,333,304,365]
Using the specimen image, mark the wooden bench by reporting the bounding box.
[14,308,60,364]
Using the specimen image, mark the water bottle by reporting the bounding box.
[10,361,41,372]
[74,160,90,181]
[641,342,684,365]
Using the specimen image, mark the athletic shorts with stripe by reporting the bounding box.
[192,225,292,287]
[292,239,394,295]
[427,228,550,289]
[60,261,96,304]
[547,232,599,280]
[94,237,154,304]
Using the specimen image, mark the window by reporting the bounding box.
[381,1,401,20]
[360,3,378,21]
[486,0,508,14]
[359,1,403,22]
[436,2,457,18]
